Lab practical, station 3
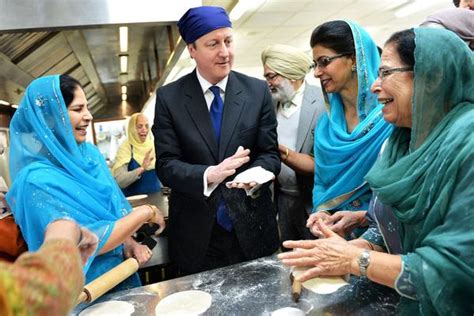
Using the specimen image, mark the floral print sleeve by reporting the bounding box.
[0,239,84,316]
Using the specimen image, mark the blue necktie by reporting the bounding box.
[209,86,233,231]
[209,86,224,141]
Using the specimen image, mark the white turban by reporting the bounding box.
[261,44,313,80]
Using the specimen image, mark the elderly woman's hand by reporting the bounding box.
[326,210,368,238]
[306,211,334,237]
[279,219,363,282]
[141,149,154,170]
[45,220,99,265]
[77,227,99,265]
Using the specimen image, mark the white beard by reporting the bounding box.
[271,78,296,105]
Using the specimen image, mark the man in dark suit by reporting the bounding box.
[152,6,280,275]
[261,44,325,249]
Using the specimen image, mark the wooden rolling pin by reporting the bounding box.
[76,257,139,305]
[290,272,302,302]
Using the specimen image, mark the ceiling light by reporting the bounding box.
[0,100,10,106]
[119,26,128,52]
[11,104,18,108]
[121,85,127,94]
[121,93,127,101]
[120,55,128,73]
[230,0,265,21]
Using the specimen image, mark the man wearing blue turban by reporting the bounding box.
[152,6,280,275]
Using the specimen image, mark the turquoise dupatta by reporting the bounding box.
[312,21,393,211]
[366,28,474,314]
[6,75,138,287]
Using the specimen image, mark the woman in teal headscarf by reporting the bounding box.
[279,28,473,314]
[6,75,165,291]
[307,20,393,238]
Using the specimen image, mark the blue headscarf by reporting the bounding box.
[178,6,232,44]
[6,75,137,287]
[312,21,393,212]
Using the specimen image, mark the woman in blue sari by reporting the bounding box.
[6,75,165,291]
[307,21,393,238]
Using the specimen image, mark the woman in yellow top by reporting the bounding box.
[112,113,161,196]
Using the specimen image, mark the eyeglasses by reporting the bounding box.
[377,67,413,80]
[264,72,280,82]
[311,53,352,70]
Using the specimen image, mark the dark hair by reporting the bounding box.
[310,21,355,55]
[453,0,460,7]
[59,75,82,107]
[377,46,383,56]
[385,29,416,68]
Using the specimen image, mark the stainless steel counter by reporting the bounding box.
[73,255,399,315]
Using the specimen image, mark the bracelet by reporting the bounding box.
[366,241,375,251]
[145,204,157,222]
[283,147,290,162]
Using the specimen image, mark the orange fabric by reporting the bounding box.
[0,216,27,262]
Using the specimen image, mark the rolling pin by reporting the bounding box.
[76,257,139,305]
[290,272,302,302]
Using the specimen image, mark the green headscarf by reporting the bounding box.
[366,28,474,314]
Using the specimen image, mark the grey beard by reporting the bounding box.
[271,81,295,105]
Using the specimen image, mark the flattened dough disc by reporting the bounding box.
[271,307,305,316]
[155,290,212,315]
[79,301,135,316]
[292,267,348,294]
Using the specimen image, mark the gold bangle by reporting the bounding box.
[282,147,289,162]
[145,204,156,221]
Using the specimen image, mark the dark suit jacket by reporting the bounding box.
[152,70,280,272]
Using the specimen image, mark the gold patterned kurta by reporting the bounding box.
[0,239,84,316]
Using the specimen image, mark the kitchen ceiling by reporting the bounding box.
[0,0,452,120]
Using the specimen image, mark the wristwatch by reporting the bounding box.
[358,250,371,277]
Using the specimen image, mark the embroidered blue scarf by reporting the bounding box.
[312,20,393,211]
[6,75,135,286]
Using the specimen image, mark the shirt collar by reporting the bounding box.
[196,68,228,94]
[291,81,305,107]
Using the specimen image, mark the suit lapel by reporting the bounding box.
[296,86,318,152]
[184,71,219,161]
[219,72,245,161]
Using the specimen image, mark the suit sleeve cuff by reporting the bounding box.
[203,167,219,197]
